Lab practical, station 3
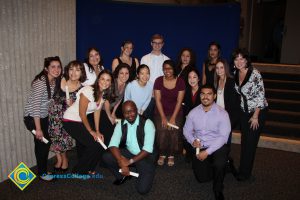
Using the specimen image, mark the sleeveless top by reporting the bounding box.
[117,57,137,81]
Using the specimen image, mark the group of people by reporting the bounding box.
[23,33,268,199]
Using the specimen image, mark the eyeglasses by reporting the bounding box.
[152,41,163,45]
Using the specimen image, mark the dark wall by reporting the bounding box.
[76,0,240,72]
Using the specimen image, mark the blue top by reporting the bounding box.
[183,103,231,155]
[124,80,153,112]
[108,115,155,155]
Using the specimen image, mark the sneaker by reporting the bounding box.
[39,174,54,181]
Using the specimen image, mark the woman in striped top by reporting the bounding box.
[24,56,62,181]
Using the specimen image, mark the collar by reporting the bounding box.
[199,103,217,113]
[123,115,140,127]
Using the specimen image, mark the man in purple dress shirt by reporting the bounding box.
[183,84,231,200]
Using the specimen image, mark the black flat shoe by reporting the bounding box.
[113,176,132,185]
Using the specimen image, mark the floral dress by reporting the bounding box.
[48,86,82,153]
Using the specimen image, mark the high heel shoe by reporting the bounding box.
[61,167,69,173]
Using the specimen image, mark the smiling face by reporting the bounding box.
[200,87,216,108]
[188,71,200,88]
[122,101,138,124]
[181,50,191,67]
[215,61,225,78]
[121,43,133,56]
[234,54,247,70]
[163,63,174,78]
[98,73,112,91]
[118,67,130,84]
[151,38,164,52]
[137,67,150,85]
[88,49,101,67]
[68,65,82,81]
[46,61,62,80]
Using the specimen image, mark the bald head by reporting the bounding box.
[122,100,138,124]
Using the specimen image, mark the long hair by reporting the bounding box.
[176,48,196,74]
[32,56,62,99]
[92,69,115,102]
[214,58,233,89]
[205,41,221,66]
[113,63,131,83]
[84,47,103,73]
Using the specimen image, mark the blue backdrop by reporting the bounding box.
[76,0,240,72]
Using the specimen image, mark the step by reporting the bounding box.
[265,88,300,101]
[232,131,300,153]
[263,121,300,138]
[266,109,300,124]
[267,98,300,112]
[264,79,300,90]
[262,72,300,82]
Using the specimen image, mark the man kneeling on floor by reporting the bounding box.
[103,100,156,194]
[183,84,231,200]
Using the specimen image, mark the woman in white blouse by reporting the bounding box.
[82,47,105,86]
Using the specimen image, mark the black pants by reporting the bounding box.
[63,121,104,174]
[103,149,156,195]
[192,145,229,193]
[33,117,51,176]
[238,109,266,179]
[24,116,50,176]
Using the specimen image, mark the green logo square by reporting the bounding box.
[8,162,36,191]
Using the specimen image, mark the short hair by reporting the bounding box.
[232,48,252,69]
[64,60,86,83]
[151,34,164,42]
[163,59,177,77]
[201,84,216,94]
[136,64,150,76]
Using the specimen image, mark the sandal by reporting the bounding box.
[157,156,166,166]
[167,156,175,167]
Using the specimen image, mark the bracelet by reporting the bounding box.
[252,117,258,119]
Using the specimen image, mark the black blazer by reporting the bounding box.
[183,86,201,117]
[216,77,240,129]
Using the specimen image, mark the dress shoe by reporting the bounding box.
[226,157,238,177]
[113,176,132,185]
[236,174,255,183]
[214,191,224,200]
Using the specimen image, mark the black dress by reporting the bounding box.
[204,61,216,86]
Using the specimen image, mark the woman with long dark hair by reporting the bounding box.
[63,70,114,174]
[202,42,221,85]
[82,47,105,86]
[24,56,62,181]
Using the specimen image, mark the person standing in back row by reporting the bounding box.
[141,34,169,84]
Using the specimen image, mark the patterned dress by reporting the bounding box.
[48,86,82,153]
